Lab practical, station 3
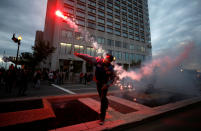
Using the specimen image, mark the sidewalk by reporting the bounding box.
[0,90,201,130]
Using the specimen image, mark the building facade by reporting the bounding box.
[41,0,152,72]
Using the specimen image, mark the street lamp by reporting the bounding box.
[12,33,22,67]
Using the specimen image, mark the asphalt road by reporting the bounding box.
[125,102,201,131]
[0,81,120,100]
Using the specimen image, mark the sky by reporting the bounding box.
[0,0,201,70]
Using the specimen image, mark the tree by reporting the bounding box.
[32,40,55,67]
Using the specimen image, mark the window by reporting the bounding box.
[115,0,120,4]
[80,0,86,2]
[122,32,128,37]
[114,30,120,35]
[128,28,133,33]
[122,26,127,30]
[130,53,135,61]
[106,21,113,26]
[98,5,105,10]
[107,14,113,19]
[107,2,113,7]
[141,46,146,52]
[130,44,134,50]
[87,47,95,56]
[76,19,85,26]
[114,11,120,16]
[114,23,120,29]
[88,8,96,13]
[97,37,105,44]
[114,17,120,22]
[136,36,140,41]
[106,28,113,33]
[128,22,132,27]
[128,17,132,21]
[88,0,96,6]
[75,32,82,40]
[98,18,105,24]
[64,0,74,6]
[122,52,125,60]
[99,0,105,3]
[98,11,105,17]
[115,40,121,47]
[77,4,85,10]
[107,39,114,46]
[123,42,129,48]
[117,51,122,60]
[134,30,139,34]
[133,19,138,23]
[61,30,73,38]
[88,15,95,21]
[129,34,134,39]
[106,8,112,13]
[122,20,127,25]
[63,8,73,14]
[76,11,85,17]
[74,45,84,53]
[87,21,96,28]
[125,52,129,61]
[60,43,72,54]
[108,50,113,55]
[97,25,105,31]
[114,5,120,10]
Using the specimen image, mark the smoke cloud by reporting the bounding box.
[61,13,200,97]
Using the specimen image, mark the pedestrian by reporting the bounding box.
[80,72,84,84]
[48,71,53,84]
[74,52,115,125]
[84,72,87,85]
[33,70,41,88]
[18,69,28,96]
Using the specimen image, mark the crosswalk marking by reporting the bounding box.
[51,84,76,94]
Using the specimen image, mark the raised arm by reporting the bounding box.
[74,52,98,65]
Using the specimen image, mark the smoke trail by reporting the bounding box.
[57,10,107,55]
[114,42,195,90]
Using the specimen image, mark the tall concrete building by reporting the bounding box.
[41,0,152,72]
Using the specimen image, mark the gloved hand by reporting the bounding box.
[74,52,79,56]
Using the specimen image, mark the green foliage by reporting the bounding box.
[32,40,55,66]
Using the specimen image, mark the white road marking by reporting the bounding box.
[70,88,95,91]
[51,84,76,94]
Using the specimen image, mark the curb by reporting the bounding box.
[108,96,201,131]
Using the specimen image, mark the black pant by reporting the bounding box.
[96,82,108,121]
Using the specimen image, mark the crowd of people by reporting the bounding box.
[0,64,93,97]
[79,72,93,85]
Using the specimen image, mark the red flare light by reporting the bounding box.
[55,10,66,20]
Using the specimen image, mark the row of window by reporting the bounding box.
[64,8,144,25]
[62,29,146,48]
[59,43,145,62]
[109,50,145,61]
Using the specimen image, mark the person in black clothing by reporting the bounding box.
[74,52,115,125]
[18,69,28,96]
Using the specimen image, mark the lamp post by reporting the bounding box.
[12,34,22,67]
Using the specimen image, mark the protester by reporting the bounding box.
[74,52,115,125]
